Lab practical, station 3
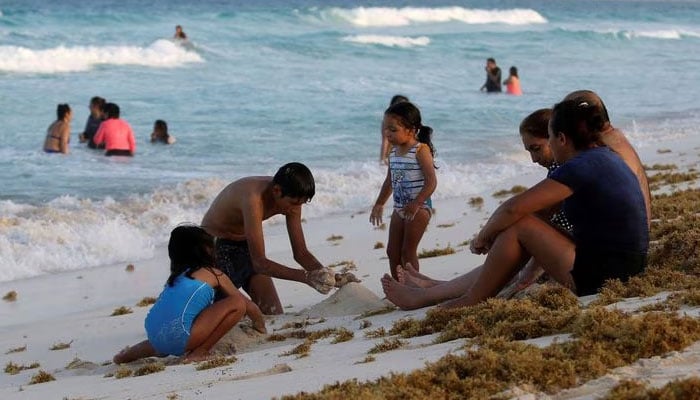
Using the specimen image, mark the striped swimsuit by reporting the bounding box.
[389,142,432,217]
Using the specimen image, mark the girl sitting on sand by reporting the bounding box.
[113,225,265,364]
[370,101,437,280]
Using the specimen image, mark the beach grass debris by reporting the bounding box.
[436,223,455,228]
[364,327,387,339]
[5,361,40,375]
[167,394,180,400]
[195,356,237,371]
[355,356,376,364]
[493,185,528,198]
[603,377,700,400]
[644,163,677,171]
[359,320,372,329]
[376,223,387,231]
[647,171,699,185]
[373,241,384,249]
[2,290,17,302]
[114,367,133,379]
[267,334,287,342]
[5,345,26,354]
[125,264,135,272]
[327,260,356,273]
[418,244,455,259]
[49,340,73,351]
[354,306,396,320]
[282,341,312,358]
[367,338,406,354]
[657,148,672,154]
[468,197,484,207]
[136,297,157,307]
[326,235,343,242]
[28,370,55,385]
[111,306,133,316]
[134,362,166,376]
[331,328,354,344]
[458,239,470,247]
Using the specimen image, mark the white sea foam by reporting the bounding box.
[0,159,533,283]
[324,7,547,27]
[593,28,700,40]
[0,39,203,74]
[342,34,430,48]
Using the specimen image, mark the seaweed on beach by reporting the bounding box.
[603,377,700,400]
[436,223,456,228]
[2,290,17,302]
[195,356,237,371]
[367,338,406,354]
[373,241,384,249]
[468,197,484,207]
[493,185,528,198]
[49,340,73,350]
[5,345,26,354]
[418,245,455,259]
[111,306,133,316]
[326,235,343,242]
[5,361,39,375]
[28,370,55,385]
[644,163,677,171]
[133,362,165,376]
[136,297,157,307]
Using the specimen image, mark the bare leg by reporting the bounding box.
[442,215,575,309]
[113,340,158,364]
[386,211,405,279]
[247,274,283,315]
[399,208,431,273]
[184,294,247,362]
[383,266,484,310]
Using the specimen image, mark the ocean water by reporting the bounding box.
[1,0,699,282]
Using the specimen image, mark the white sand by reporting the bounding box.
[1,136,699,399]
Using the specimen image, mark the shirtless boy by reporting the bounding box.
[201,162,335,315]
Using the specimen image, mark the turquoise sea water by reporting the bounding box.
[1,0,699,281]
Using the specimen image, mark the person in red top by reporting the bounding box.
[93,103,136,156]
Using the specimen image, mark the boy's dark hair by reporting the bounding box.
[487,57,496,63]
[550,100,606,150]
[509,66,518,77]
[389,95,409,106]
[103,103,120,119]
[519,108,551,139]
[167,224,215,286]
[90,96,106,110]
[56,104,71,120]
[384,101,436,159]
[273,162,315,200]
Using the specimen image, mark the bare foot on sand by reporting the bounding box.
[381,274,431,310]
[182,350,212,364]
[396,263,437,289]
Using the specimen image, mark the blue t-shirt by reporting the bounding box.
[549,147,648,254]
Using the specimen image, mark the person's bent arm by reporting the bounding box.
[286,206,324,272]
[471,178,572,253]
[402,144,436,218]
[93,124,106,146]
[242,197,308,284]
[370,167,393,226]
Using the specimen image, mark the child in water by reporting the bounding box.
[150,119,176,144]
[504,66,522,96]
[370,102,437,279]
[113,225,265,364]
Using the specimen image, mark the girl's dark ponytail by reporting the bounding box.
[417,125,435,158]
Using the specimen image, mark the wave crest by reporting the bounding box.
[324,6,547,27]
[0,39,203,74]
[342,35,430,48]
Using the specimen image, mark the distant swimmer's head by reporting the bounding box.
[389,94,409,106]
[103,103,120,119]
[519,108,554,168]
[509,66,518,77]
[486,57,497,68]
[167,224,215,286]
[562,90,610,124]
[56,103,71,121]
[273,162,315,204]
[384,101,435,158]
[89,96,106,116]
[549,99,607,160]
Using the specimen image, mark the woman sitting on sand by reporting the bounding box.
[113,225,265,364]
[383,97,649,309]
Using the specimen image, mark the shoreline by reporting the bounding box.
[1,132,698,399]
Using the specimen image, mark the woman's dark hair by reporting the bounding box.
[384,101,436,158]
[167,225,215,286]
[154,120,170,141]
[90,96,106,110]
[56,104,71,120]
[550,99,607,150]
[519,108,551,139]
[509,66,518,77]
[273,162,315,200]
[103,103,120,119]
[389,94,409,106]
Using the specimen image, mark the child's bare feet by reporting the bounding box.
[381,274,430,310]
[397,263,436,289]
[182,350,211,364]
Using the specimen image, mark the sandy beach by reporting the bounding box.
[1,134,699,400]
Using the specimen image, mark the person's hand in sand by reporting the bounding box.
[245,299,267,334]
[307,267,335,294]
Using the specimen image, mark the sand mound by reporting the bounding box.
[212,323,268,356]
[298,282,389,318]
